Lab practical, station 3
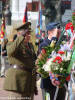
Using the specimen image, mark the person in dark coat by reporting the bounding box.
[3,22,37,100]
[36,22,67,100]
[35,30,46,56]
[1,38,8,77]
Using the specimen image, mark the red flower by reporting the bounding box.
[53,56,62,64]
[41,48,46,54]
[58,51,65,55]
[66,75,70,81]
[65,22,74,33]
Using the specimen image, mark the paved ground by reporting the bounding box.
[0,77,42,100]
[1,77,75,100]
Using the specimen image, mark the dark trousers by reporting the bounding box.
[47,87,66,100]
[41,77,67,100]
[41,87,66,100]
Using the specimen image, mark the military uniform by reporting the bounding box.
[3,22,37,100]
[38,22,67,100]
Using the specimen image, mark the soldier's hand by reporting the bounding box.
[21,31,26,37]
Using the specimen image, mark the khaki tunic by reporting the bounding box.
[3,36,36,97]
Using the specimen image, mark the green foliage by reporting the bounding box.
[67,40,75,73]
[51,60,70,75]
[37,68,49,78]
[37,44,55,78]
[37,45,54,67]
[36,28,66,78]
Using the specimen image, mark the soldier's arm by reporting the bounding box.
[6,36,24,56]
[35,48,47,68]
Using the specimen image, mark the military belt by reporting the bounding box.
[11,64,33,73]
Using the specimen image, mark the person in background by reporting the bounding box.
[3,22,37,100]
[0,38,8,77]
[0,41,1,67]
[36,22,67,100]
[40,31,46,43]
[35,30,46,56]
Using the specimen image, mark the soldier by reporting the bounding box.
[36,22,67,100]
[41,0,65,25]
[3,22,37,100]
